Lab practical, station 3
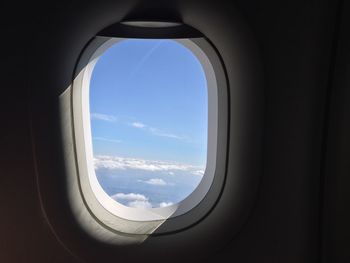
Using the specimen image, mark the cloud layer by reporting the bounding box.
[94,155,205,176]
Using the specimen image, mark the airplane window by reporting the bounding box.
[71,33,225,229]
[89,39,208,209]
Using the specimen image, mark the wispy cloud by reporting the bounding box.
[91,113,117,122]
[94,155,205,177]
[131,122,146,128]
[93,137,121,143]
[149,127,185,140]
[129,121,186,140]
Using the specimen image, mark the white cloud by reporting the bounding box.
[109,192,177,209]
[128,200,152,209]
[148,127,184,140]
[141,178,167,186]
[110,193,152,209]
[131,122,146,128]
[191,169,205,176]
[93,137,121,143]
[129,121,186,140]
[111,192,148,201]
[159,202,173,207]
[91,113,117,122]
[94,155,205,177]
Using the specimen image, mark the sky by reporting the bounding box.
[89,39,208,208]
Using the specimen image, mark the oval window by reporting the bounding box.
[90,39,208,209]
[74,35,223,224]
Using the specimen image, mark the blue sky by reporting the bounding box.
[89,39,208,208]
[90,39,208,166]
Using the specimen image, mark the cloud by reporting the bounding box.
[148,127,185,140]
[159,202,173,207]
[191,169,205,176]
[93,137,121,143]
[131,122,146,128]
[94,155,205,177]
[128,200,152,209]
[110,192,152,209]
[140,178,167,186]
[91,113,117,122]
[110,192,175,208]
[111,193,147,201]
[130,121,186,140]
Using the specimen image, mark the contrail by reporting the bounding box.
[127,40,164,79]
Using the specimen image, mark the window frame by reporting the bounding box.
[68,24,229,236]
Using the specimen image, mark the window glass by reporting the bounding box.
[90,39,207,208]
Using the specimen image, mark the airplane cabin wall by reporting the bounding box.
[0,0,349,262]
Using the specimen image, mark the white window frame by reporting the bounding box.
[69,35,228,236]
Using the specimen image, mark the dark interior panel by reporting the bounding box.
[0,0,349,262]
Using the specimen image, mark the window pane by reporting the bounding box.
[90,39,207,209]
